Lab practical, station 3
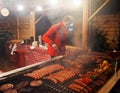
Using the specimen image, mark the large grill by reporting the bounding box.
[0,51,117,93]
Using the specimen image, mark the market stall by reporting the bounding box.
[0,0,120,93]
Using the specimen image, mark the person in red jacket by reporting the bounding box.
[42,15,73,58]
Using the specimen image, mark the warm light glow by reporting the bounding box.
[48,0,59,8]
[1,8,9,16]
[35,6,43,12]
[64,0,82,10]
[72,0,82,8]
[17,5,24,11]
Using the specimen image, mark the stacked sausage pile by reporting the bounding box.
[44,68,79,83]
[25,64,79,84]
[24,64,64,79]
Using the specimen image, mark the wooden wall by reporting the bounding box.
[0,14,17,39]
[92,13,120,50]
[17,12,35,40]
[8,15,17,39]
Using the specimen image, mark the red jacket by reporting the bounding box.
[42,22,68,56]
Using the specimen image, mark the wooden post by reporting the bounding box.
[30,11,36,41]
[17,16,20,39]
[82,0,89,50]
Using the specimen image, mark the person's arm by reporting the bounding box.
[42,25,56,46]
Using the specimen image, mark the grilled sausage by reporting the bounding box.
[74,80,92,92]
[24,64,64,79]
[0,84,14,91]
[44,67,78,83]
[15,81,29,90]
[92,80,101,86]
[95,79,105,85]
[67,84,81,92]
[3,89,17,93]
[44,77,58,83]
[67,86,80,92]
[30,80,43,87]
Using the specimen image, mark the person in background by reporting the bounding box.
[42,15,73,58]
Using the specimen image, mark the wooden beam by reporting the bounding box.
[82,0,89,50]
[30,11,36,41]
[35,15,44,24]
[88,0,110,21]
[17,16,20,39]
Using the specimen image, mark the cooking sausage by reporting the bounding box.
[74,80,92,91]
[24,64,64,79]
[95,79,105,85]
[44,68,78,83]
[30,80,43,87]
[92,80,101,86]
[15,81,29,90]
[0,84,14,91]
[67,84,81,92]
[3,89,17,93]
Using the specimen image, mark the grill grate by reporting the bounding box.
[0,52,115,93]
